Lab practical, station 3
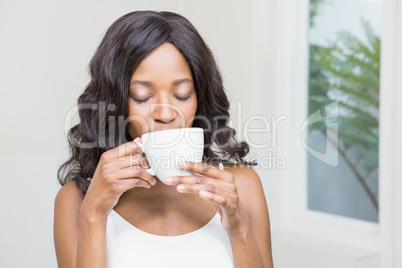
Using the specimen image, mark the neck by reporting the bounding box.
[124,177,183,201]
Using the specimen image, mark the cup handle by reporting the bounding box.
[134,140,156,176]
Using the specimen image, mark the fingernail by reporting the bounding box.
[153,178,157,185]
[177,185,185,191]
[165,177,173,183]
[200,190,208,196]
[134,137,140,143]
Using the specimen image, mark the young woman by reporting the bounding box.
[54,11,273,268]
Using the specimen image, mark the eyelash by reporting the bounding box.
[132,97,150,104]
[175,95,191,102]
[131,95,191,104]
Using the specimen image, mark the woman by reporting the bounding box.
[54,11,273,268]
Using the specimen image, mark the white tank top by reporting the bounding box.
[106,162,234,268]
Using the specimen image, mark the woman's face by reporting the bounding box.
[127,42,198,139]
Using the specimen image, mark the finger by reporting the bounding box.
[176,182,238,199]
[115,153,150,169]
[107,139,144,160]
[199,190,227,206]
[114,166,157,186]
[178,162,228,180]
[164,175,216,186]
[176,183,224,195]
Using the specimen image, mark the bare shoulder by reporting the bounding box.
[224,163,269,220]
[224,164,273,268]
[55,181,84,214]
[54,181,84,267]
[224,163,263,192]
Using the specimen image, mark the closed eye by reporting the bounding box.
[131,96,151,104]
[131,95,191,104]
[175,95,191,102]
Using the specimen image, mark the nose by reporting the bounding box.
[152,103,177,124]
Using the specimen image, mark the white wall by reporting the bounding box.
[0,1,187,267]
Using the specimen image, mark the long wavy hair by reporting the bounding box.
[58,11,255,194]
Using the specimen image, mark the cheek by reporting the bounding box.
[184,99,198,122]
[128,103,151,134]
[128,101,149,117]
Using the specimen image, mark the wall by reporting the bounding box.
[0,1,187,267]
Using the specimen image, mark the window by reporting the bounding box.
[275,0,402,266]
[306,0,382,223]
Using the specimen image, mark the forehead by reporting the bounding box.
[131,43,192,81]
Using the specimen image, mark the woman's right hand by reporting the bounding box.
[80,138,156,220]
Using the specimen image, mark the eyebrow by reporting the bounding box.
[130,78,193,87]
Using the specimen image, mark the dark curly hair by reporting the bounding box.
[58,10,255,194]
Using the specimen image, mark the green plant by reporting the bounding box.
[308,19,380,211]
[309,0,326,27]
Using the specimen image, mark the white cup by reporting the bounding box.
[135,128,204,184]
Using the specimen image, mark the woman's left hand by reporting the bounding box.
[164,161,250,235]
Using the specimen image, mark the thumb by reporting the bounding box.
[133,137,142,144]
